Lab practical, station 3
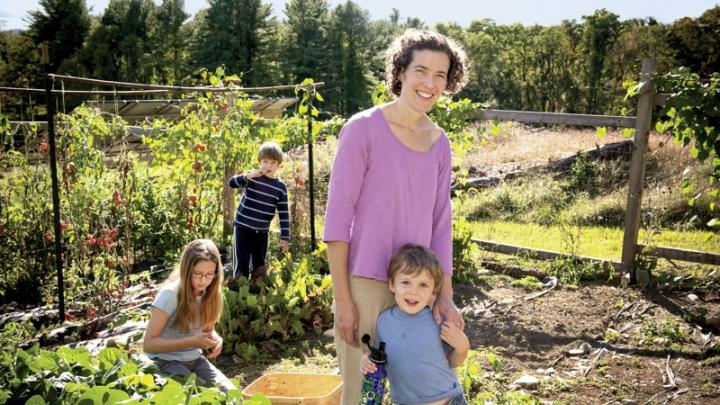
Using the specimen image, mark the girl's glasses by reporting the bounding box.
[191,272,217,280]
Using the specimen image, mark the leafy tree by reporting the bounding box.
[0,32,42,88]
[326,0,372,115]
[0,31,43,119]
[26,0,91,72]
[0,32,42,118]
[80,0,157,82]
[365,9,404,85]
[606,18,674,114]
[529,26,576,111]
[193,0,276,86]
[667,6,720,77]
[152,0,190,84]
[579,9,620,114]
[278,0,330,85]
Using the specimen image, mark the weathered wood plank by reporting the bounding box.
[637,244,720,266]
[471,238,623,271]
[477,109,636,128]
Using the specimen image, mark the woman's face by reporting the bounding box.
[398,50,450,113]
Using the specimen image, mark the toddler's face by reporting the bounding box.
[259,159,280,176]
[389,270,437,315]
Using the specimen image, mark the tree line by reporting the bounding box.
[0,0,718,120]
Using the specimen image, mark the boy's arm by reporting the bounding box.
[228,169,262,189]
[441,321,470,368]
[277,185,290,241]
[228,173,247,189]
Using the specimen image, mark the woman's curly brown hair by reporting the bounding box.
[385,29,470,97]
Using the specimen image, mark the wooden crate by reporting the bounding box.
[242,373,343,405]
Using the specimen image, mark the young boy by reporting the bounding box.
[360,244,470,405]
[228,142,289,279]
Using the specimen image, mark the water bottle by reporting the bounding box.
[359,334,387,405]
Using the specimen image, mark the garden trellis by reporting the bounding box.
[0,47,324,320]
[474,58,720,283]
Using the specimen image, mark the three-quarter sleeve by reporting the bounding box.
[430,136,453,275]
[323,118,370,243]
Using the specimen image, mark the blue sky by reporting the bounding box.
[1,0,718,30]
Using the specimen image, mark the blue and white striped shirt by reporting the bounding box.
[228,174,290,240]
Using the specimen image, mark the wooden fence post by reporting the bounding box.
[620,58,655,286]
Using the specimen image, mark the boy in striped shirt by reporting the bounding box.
[228,142,290,279]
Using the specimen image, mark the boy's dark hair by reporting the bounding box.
[385,29,469,97]
[388,244,443,295]
[258,142,284,163]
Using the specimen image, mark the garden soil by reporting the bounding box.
[220,279,719,404]
[221,126,720,404]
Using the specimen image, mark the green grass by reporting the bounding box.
[467,220,720,260]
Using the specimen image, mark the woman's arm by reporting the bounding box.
[143,308,217,353]
[431,136,463,329]
[323,118,370,348]
[327,241,359,347]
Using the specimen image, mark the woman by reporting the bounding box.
[323,29,469,404]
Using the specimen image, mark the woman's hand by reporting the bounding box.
[335,299,359,347]
[432,294,464,331]
[432,273,464,330]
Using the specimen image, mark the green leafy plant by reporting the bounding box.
[0,344,264,404]
[512,276,544,291]
[640,316,687,346]
[647,68,720,227]
[452,217,480,283]
[217,247,333,360]
[545,256,612,287]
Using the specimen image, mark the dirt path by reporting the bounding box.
[455,280,720,404]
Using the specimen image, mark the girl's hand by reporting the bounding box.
[245,169,263,179]
[207,333,223,359]
[359,352,377,375]
[440,321,470,353]
[195,331,218,350]
[280,240,289,253]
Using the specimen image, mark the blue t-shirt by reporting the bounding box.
[145,282,202,362]
[376,306,463,404]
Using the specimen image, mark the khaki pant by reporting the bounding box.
[334,276,395,405]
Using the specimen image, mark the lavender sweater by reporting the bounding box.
[323,107,453,281]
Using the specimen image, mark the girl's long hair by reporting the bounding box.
[172,239,224,331]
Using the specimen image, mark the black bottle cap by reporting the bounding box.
[361,334,387,364]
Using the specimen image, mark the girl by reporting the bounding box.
[143,239,236,392]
